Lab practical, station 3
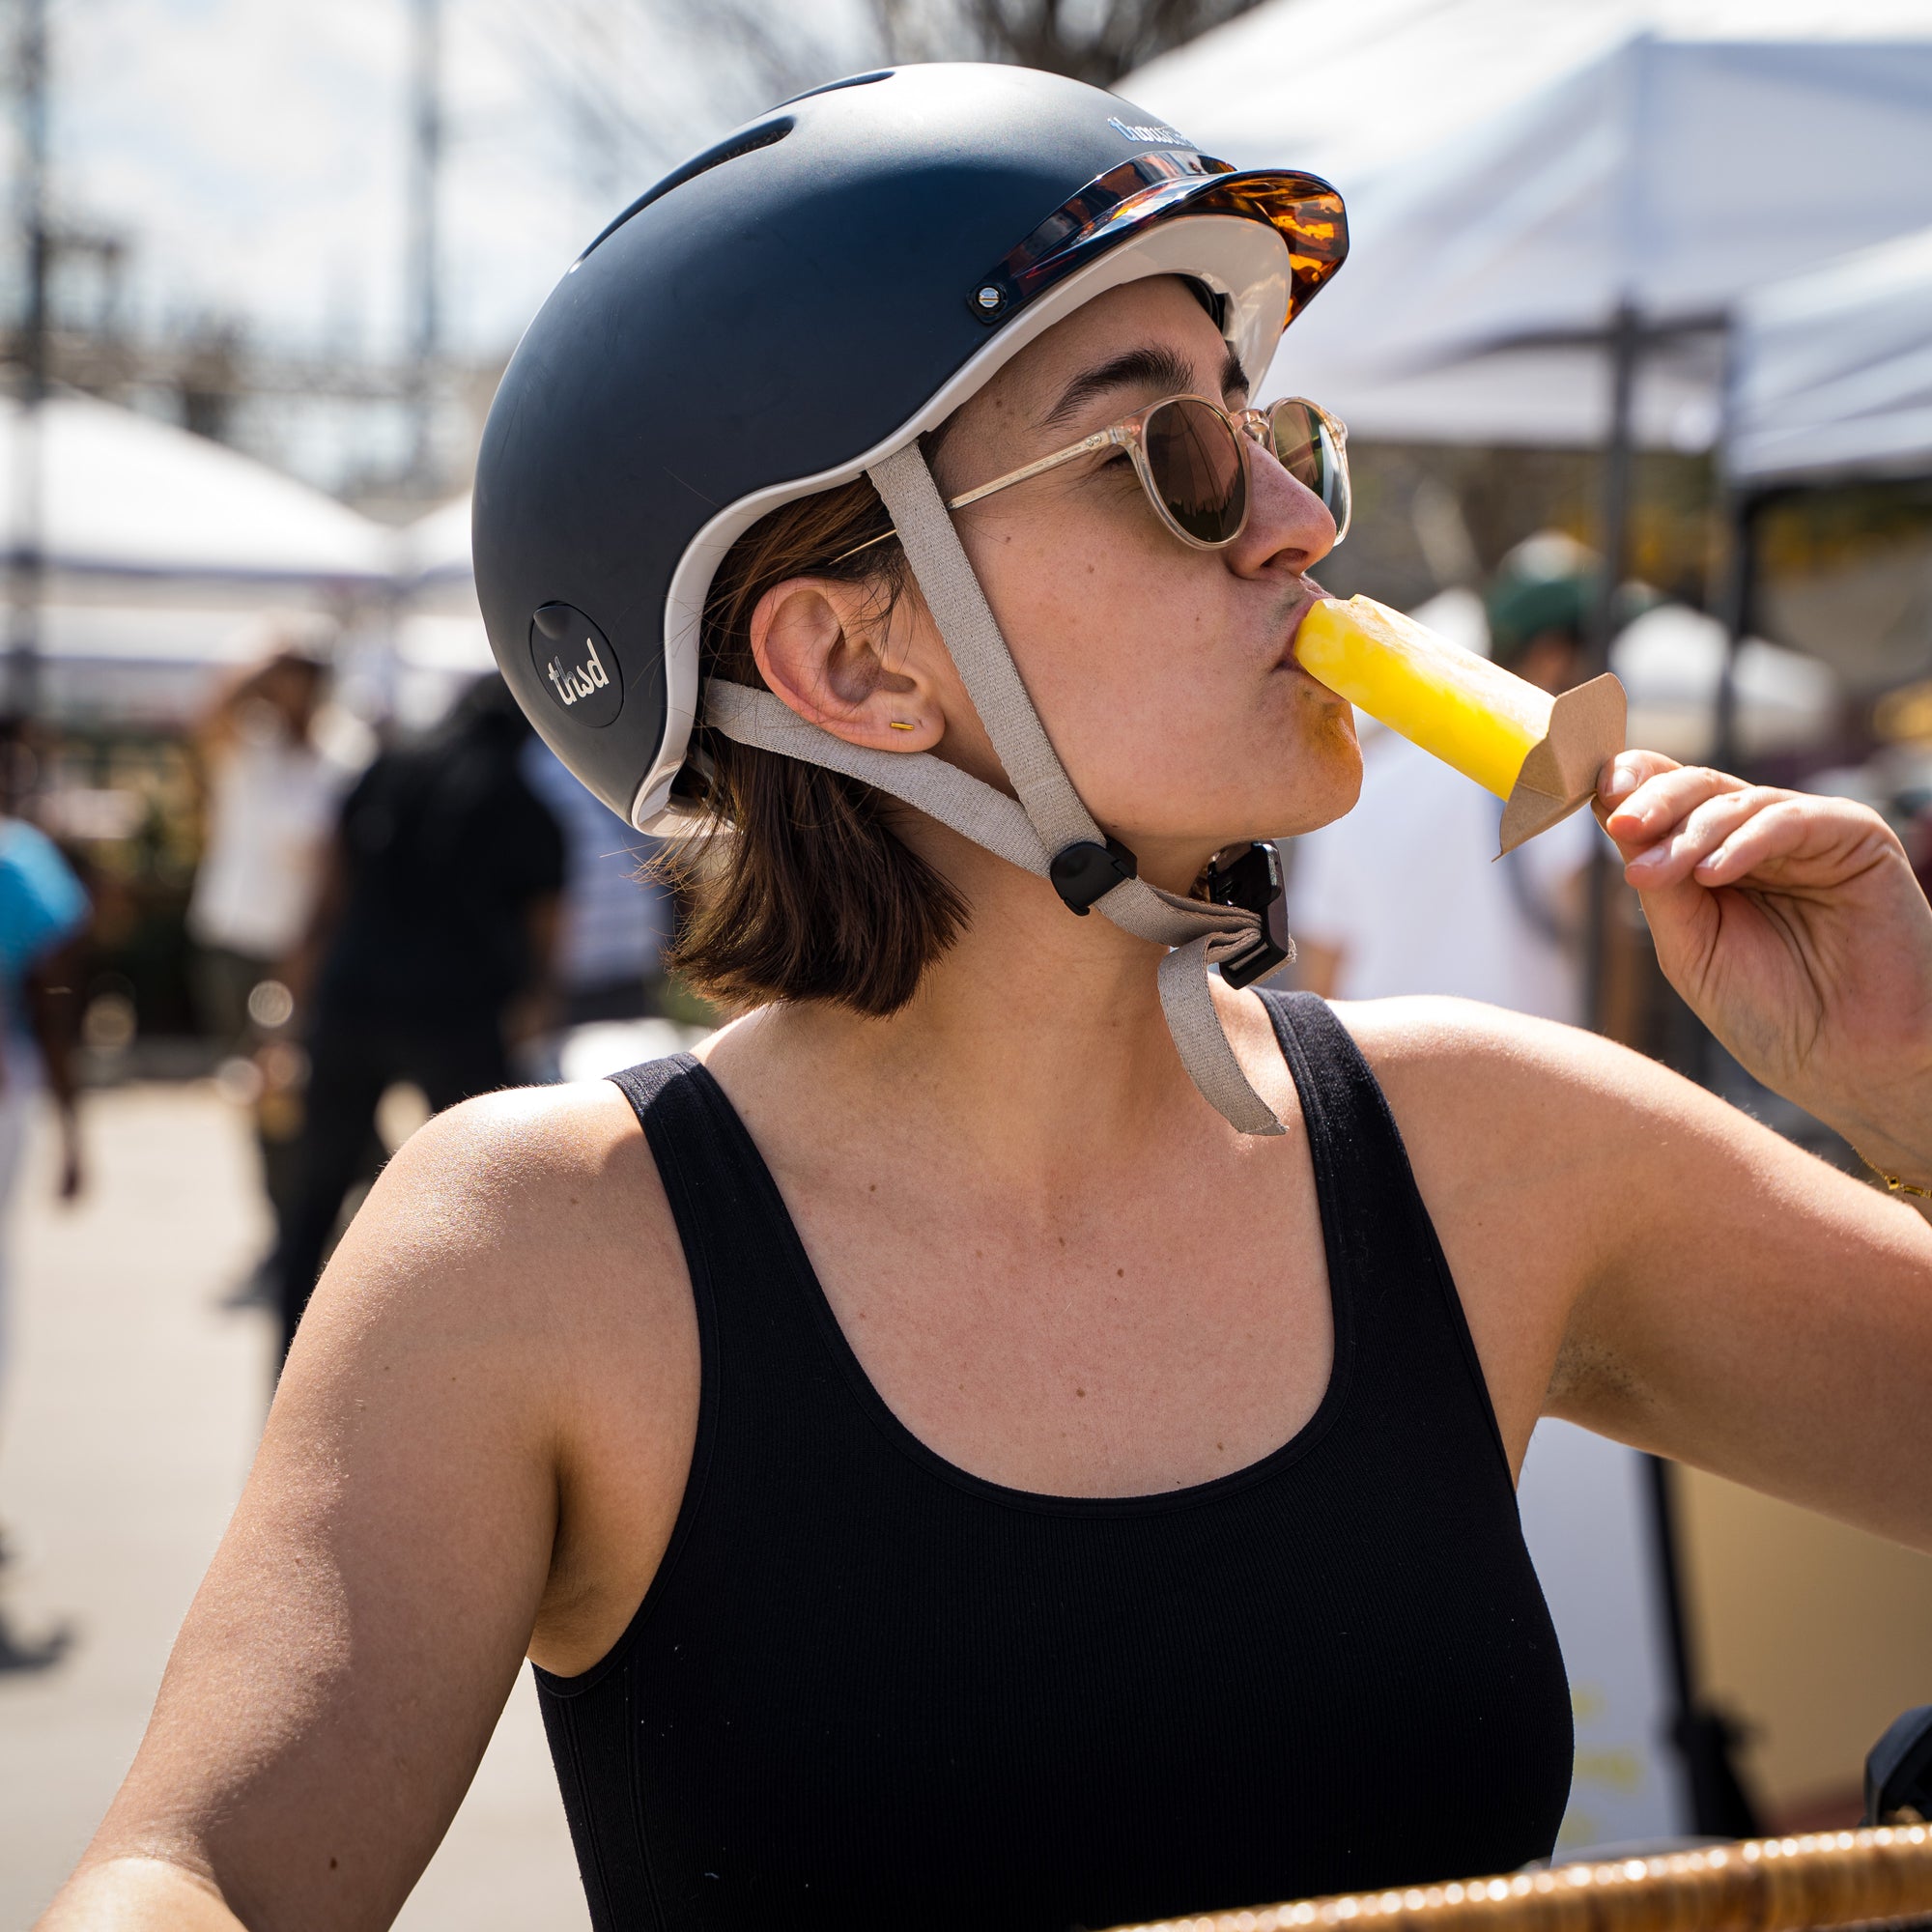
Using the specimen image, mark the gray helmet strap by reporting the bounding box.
[699,441,1290,1138]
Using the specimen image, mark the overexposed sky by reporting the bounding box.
[37,0,870,362]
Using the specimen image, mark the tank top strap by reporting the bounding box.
[607,1053,806,1330]
[605,1049,847,1414]
[1256,987,1512,1480]
[607,1053,700,1126]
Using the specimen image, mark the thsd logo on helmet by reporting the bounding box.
[547,638,611,707]
[528,601,624,728]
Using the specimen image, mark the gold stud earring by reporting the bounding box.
[888,719,915,732]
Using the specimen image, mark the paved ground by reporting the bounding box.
[0,1082,586,1929]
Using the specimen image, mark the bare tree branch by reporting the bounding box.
[869,0,1269,86]
[507,0,1267,222]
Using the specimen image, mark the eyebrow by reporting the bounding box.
[1038,342,1249,432]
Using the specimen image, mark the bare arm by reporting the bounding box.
[38,1075,676,1930]
[1550,1033,1932,1548]
[1357,998,1932,1551]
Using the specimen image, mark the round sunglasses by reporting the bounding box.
[947,391,1351,551]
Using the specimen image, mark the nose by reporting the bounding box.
[1226,425,1336,581]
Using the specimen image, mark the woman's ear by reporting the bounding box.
[749,576,943,753]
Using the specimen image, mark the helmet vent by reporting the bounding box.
[776,70,894,108]
[577,117,795,263]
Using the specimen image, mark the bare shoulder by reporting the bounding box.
[298,1074,707,1680]
[1325,990,1858,1199]
[1319,989,1833,1271]
[298,1073,680,1373]
[1332,991,1646,1090]
[61,1074,699,1924]
[1326,992,1725,1162]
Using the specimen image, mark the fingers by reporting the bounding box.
[1598,759,1751,853]
[1625,786,1771,888]
[1687,793,1891,890]
[1592,750,1678,829]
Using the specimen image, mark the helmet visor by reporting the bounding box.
[974,153,1348,336]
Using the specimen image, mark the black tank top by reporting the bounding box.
[536,991,1572,1931]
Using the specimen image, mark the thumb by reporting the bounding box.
[1592,750,1681,853]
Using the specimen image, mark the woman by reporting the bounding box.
[43,65,1932,1932]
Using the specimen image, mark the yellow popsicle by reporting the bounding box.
[1295,594,1552,802]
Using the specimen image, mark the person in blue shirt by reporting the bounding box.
[0,811,90,1524]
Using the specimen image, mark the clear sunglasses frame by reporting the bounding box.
[945,391,1351,550]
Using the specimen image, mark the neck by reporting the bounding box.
[718,821,1239,1189]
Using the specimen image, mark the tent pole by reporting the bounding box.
[1687,482,1755,1094]
[1711,492,1751,776]
[1711,318,1748,777]
[1583,302,1641,1034]
[1647,1455,1763,1836]
[7,0,49,733]
[1588,302,1641,674]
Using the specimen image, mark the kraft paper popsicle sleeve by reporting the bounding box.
[1295,594,1629,855]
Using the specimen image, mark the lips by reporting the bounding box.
[1278,581,1325,670]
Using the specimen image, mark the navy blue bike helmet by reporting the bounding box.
[473,61,1345,833]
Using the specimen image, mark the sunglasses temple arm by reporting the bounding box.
[945,429,1118,513]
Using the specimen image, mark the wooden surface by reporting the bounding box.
[1109,1827,1932,1932]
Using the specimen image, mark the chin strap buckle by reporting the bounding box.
[1205,841,1293,989]
[1049,836,1139,915]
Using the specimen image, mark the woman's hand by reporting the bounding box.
[1595,751,1932,1187]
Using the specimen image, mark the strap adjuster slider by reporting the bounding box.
[1049,837,1138,915]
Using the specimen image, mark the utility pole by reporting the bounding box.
[8,0,50,726]
[405,0,441,489]
[1581,300,1642,1037]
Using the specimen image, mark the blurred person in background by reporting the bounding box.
[273,673,564,1363]
[187,623,348,1043]
[519,733,674,1034]
[1288,532,1602,1022]
[187,622,359,1296]
[0,787,89,1563]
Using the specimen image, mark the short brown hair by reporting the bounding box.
[658,475,966,1017]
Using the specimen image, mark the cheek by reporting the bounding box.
[1042,565,1253,758]
[964,522,1358,835]
[992,531,1224,738]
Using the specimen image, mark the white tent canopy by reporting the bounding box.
[1128,5,1932,447]
[1729,225,1932,487]
[392,496,496,721]
[0,391,389,584]
[1128,0,1932,192]
[395,491,473,585]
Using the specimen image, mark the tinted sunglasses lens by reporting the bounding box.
[1143,396,1246,544]
[1269,400,1350,541]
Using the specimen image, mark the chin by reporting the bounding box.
[1257,711,1363,840]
